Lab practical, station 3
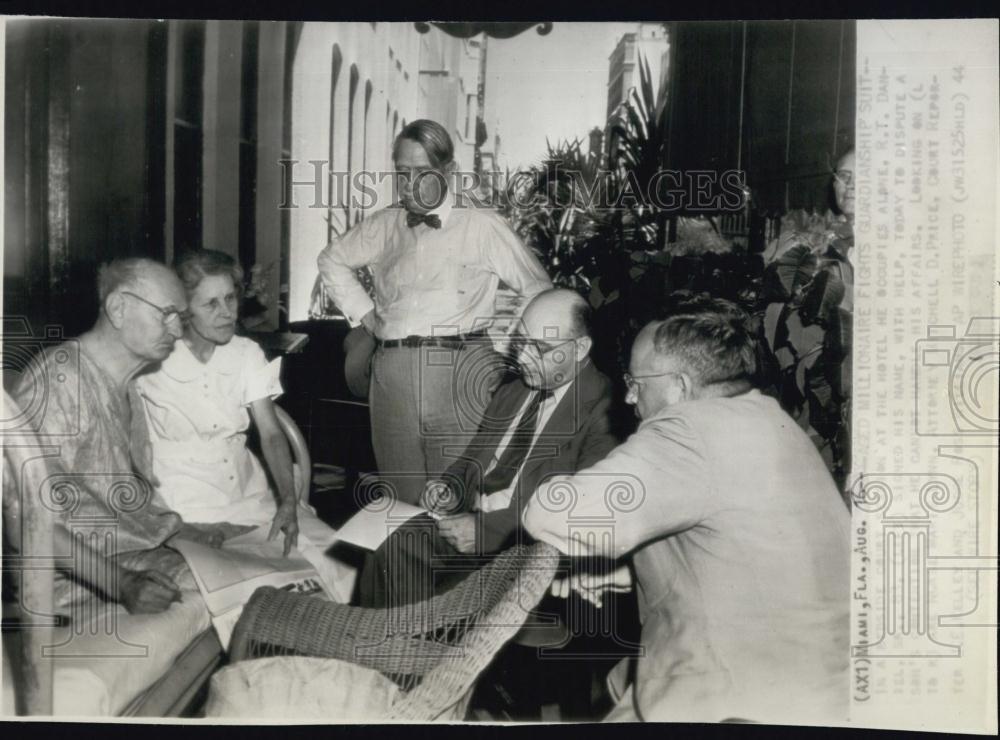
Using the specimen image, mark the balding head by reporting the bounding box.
[522,288,592,341]
[631,321,661,369]
[97,258,180,305]
[97,257,186,364]
[516,288,593,390]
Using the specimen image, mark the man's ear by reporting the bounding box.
[678,371,696,400]
[104,292,126,329]
[575,336,593,361]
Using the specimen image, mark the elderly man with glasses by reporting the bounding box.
[524,299,850,724]
[7,257,238,619]
[358,288,617,608]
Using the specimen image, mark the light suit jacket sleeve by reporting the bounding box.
[477,390,617,554]
[523,413,710,558]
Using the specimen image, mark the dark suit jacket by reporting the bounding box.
[442,361,617,553]
[357,361,617,608]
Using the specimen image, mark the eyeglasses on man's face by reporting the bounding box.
[120,290,185,326]
[510,331,575,358]
[623,370,680,393]
[832,169,854,186]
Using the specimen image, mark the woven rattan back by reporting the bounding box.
[228,541,560,719]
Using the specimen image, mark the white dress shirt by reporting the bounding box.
[316,193,552,340]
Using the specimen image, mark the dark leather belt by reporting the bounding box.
[377,328,490,349]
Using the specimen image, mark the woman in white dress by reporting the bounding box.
[134,250,352,599]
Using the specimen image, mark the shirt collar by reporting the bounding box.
[545,380,572,408]
[639,387,761,426]
[398,183,454,228]
[520,376,573,408]
[158,337,241,382]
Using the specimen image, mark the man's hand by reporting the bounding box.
[268,502,300,557]
[437,513,477,554]
[421,479,460,516]
[117,569,182,614]
[550,564,633,608]
[360,309,378,335]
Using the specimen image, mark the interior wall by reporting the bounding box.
[286,22,422,322]
[3,21,482,330]
[3,19,166,336]
[3,18,296,338]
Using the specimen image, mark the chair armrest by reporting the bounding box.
[273,405,310,504]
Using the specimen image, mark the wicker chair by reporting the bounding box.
[1,396,320,717]
[224,541,560,720]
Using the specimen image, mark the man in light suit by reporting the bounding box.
[525,299,850,724]
[358,289,617,608]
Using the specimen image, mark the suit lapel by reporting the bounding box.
[539,362,602,438]
[516,362,604,499]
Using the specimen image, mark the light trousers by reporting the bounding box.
[369,341,505,505]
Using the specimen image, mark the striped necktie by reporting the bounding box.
[481,389,552,495]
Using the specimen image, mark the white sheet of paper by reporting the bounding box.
[172,527,332,617]
[334,495,432,550]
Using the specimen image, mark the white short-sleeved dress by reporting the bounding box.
[134,336,355,601]
[135,335,284,526]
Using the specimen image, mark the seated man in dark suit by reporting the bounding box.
[359,288,617,608]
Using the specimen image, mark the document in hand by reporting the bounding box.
[334,495,434,551]
[172,527,333,649]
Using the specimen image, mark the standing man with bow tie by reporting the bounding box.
[318,119,551,505]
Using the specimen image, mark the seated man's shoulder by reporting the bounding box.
[9,341,93,437]
[586,364,613,397]
[570,364,613,412]
[694,390,783,430]
[641,404,702,441]
[645,391,782,449]
[11,342,84,400]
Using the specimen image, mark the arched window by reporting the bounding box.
[328,45,343,240]
[388,109,400,168]
[238,21,260,278]
[173,20,206,255]
[385,101,392,165]
[346,64,359,223]
[361,80,373,219]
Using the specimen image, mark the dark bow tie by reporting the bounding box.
[406,211,441,229]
